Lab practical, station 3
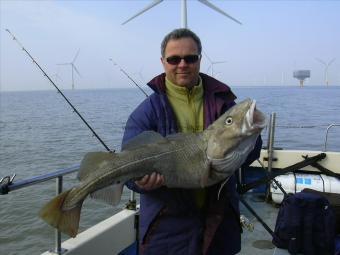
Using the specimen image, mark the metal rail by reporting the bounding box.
[264,113,276,201]
[0,164,79,194]
[266,113,276,173]
[324,124,340,151]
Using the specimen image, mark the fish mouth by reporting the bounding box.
[243,100,267,133]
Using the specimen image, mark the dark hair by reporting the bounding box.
[161,28,202,57]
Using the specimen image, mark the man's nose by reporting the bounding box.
[178,59,188,67]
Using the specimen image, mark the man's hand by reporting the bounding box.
[135,172,165,191]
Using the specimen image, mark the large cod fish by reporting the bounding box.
[39,99,266,237]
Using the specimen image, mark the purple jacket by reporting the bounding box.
[122,73,262,255]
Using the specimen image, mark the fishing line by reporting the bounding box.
[109,58,149,98]
[6,29,112,152]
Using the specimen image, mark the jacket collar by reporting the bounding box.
[147,72,235,98]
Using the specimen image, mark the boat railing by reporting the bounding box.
[0,164,137,255]
[0,164,79,194]
[271,122,340,152]
[324,124,340,151]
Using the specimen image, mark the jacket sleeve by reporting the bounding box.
[121,99,157,194]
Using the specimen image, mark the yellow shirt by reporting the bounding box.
[165,77,206,209]
[165,77,204,133]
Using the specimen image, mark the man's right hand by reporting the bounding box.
[135,172,165,191]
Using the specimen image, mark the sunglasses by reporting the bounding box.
[165,54,201,65]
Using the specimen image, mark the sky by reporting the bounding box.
[0,0,339,91]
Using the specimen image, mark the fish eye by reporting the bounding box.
[225,117,233,125]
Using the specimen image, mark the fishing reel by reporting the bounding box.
[0,174,16,195]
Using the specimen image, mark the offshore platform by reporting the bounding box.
[293,70,310,87]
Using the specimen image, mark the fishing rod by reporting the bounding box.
[6,29,113,153]
[109,58,149,98]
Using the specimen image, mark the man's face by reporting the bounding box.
[161,37,201,88]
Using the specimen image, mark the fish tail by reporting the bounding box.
[39,189,84,237]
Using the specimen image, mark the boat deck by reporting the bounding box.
[240,192,285,255]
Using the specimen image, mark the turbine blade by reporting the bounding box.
[122,0,163,25]
[202,50,212,63]
[72,49,80,63]
[73,65,81,77]
[197,0,242,25]
[328,58,336,66]
[109,58,118,66]
[315,58,327,66]
[207,65,212,73]
[213,61,227,64]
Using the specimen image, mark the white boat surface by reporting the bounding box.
[41,208,138,255]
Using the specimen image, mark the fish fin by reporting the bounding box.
[166,132,192,142]
[78,152,116,180]
[39,190,84,238]
[90,183,124,206]
[122,131,166,150]
[200,163,212,188]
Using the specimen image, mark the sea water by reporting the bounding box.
[0,86,339,255]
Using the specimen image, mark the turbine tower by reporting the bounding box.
[122,0,242,28]
[58,49,81,90]
[203,51,227,77]
[315,58,336,87]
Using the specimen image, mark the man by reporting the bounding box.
[122,28,262,255]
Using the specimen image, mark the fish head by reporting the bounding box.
[205,99,266,176]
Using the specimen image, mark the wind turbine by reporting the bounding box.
[58,49,81,90]
[281,71,285,86]
[122,0,242,28]
[203,50,227,77]
[315,58,336,87]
